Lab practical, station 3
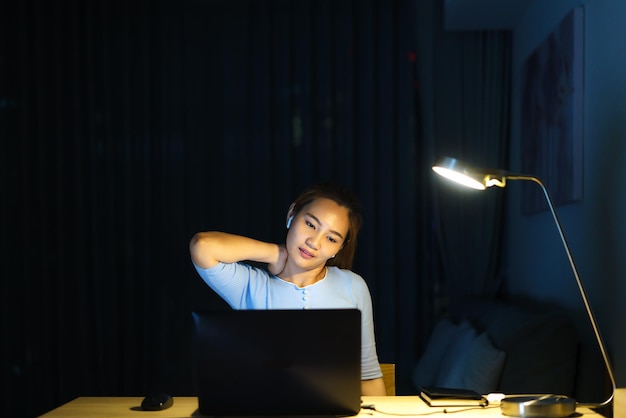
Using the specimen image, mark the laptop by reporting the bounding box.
[192,309,362,417]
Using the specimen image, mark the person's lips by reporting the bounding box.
[299,247,315,259]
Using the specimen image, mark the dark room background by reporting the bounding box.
[0,0,511,416]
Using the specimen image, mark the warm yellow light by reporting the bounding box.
[431,165,485,190]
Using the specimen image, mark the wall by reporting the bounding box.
[505,0,626,395]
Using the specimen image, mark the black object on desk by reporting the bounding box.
[141,393,173,411]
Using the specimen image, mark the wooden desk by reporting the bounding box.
[39,394,614,417]
[615,388,626,417]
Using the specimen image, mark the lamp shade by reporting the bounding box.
[431,156,486,190]
[432,156,509,189]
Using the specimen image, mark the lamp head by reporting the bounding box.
[432,156,507,189]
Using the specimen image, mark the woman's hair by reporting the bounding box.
[290,181,363,269]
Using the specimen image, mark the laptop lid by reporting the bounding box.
[192,309,361,417]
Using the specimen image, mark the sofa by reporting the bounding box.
[412,297,579,397]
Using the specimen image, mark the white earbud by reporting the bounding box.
[286,216,293,229]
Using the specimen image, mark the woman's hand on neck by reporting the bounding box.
[268,244,288,276]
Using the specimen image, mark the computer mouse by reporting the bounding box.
[141,393,174,411]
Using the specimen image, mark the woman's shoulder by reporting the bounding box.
[326,266,372,307]
[326,266,368,286]
[327,265,359,277]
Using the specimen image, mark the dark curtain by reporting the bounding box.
[429,29,512,305]
[1,1,436,416]
[1,0,513,416]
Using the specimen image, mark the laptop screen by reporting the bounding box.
[192,309,362,416]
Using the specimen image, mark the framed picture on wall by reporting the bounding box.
[521,6,584,214]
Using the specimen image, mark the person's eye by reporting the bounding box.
[327,236,338,243]
[306,220,315,229]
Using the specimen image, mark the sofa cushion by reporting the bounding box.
[412,317,459,389]
[434,320,477,388]
[487,310,577,395]
[451,298,578,396]
[463,332,506,394]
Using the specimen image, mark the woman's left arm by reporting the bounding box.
[361,377,387,396]
[351,273,387,396]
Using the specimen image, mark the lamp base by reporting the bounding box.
[501,395,576,417]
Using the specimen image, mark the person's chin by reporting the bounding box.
[294,257,323,271]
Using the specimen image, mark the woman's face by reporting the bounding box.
[286,197,349,271]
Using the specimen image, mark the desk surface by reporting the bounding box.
[39,393,615,417]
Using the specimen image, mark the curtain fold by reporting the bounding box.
[429,29,512,304]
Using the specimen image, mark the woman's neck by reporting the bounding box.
[280,266,327,288]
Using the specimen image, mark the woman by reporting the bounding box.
[189,182,386,395]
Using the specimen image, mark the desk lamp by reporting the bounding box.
[432,156,616,418]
